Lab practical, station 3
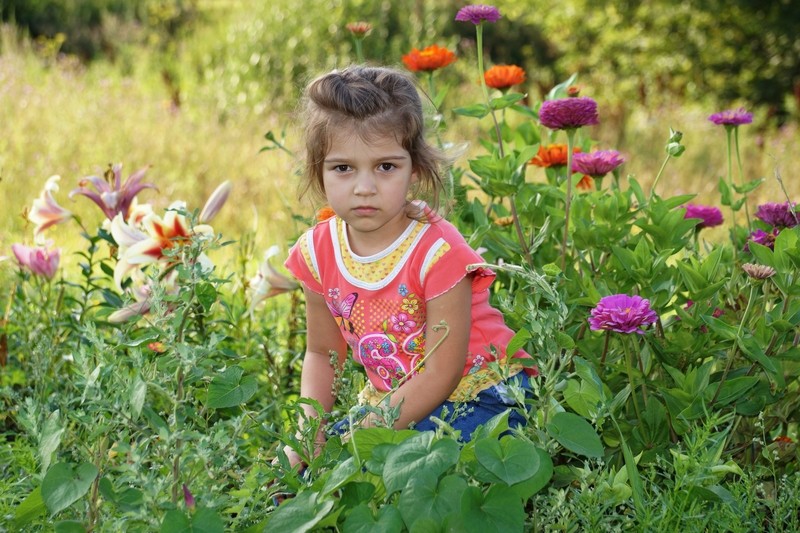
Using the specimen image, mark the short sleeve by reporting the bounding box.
[421,239,495,300]
[284,230,324,295]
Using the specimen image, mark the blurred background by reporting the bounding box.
[1,0,798,270]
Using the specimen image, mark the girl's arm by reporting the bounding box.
[287,286,348,467]
[371,276,472,429]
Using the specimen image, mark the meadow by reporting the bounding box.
[1,1,799,531]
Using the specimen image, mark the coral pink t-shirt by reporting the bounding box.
[285,208,534,402]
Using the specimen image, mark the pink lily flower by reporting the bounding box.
[199,180,232,223]
[11,242,61,279]
[248,245,299,312]
[70,164,156,220]
[28,175,72,239]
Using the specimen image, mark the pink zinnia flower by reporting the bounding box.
[11,242,61,279]
[455,4,502,24]
[684,204,724,229]
[708,108,753,126]
[390,312,417,334]
[539,97,599,130]
[571,150,624,177]
[589,294,658,335]
[28,175,73,238]
[755,201,798,228]
[70,164,156,221]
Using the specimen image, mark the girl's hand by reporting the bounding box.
[283,444,306,470]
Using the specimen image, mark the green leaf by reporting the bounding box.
[321,457,358,496]
[563,379,602,418]
[264,491,335,533]
[489,92,526,110]
[506,328,531,357]
[382,433,460,495]
[42,462,99,516]
[545,412,604,458]
[474,436,540,485]
[453,103,490,119]
[461,484,525,533]
[711,376,760,406]
[737,337,783,388]
[206,366,257,408]
[130,375,147,421]
[507,447,553,500]
[397,472,466,529]
[546,73,578,100]
[39,410,64,475]
[731,177,764,194]
[343,503,403,533]
[14,486,46,527]
[350,427,417,463]
[195,282,218,312]
[54,521,86,533]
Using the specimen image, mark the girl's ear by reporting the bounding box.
[411,167,420,184]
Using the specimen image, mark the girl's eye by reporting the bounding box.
[378,163,396,172]
[334,165,351,172]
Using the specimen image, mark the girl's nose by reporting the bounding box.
[353,171,377,195]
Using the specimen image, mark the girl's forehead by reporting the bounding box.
[327,127,406,155]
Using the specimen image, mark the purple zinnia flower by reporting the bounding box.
[684,204,724,229]
[571,150,624,177]
[589,294,658,335]
[755,201,798,228]
[745,228,780,251]
[455,4,502,24]
[708,108,753,126]
[539,97,599,130]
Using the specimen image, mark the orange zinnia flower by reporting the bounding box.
[345,21,372,36]
[402,45,456,72]
[316,206,336,221]
[484,65,526,90]
[576,175,594,191]
[530,144,582,167]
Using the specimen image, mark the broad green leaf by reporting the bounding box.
[42,462,99,516]
[195,282,217,311]
[737,337,783,388]
[545,412,604,458]
[700,315,739,341]
[731,177,764,194]
[453,103,490,119]
[321,457,358,496]
[489,92,526,110]
[563,379,602,418]
[39,410,64,475]
[160,510,190,532]
[206,366,257,408]
[397,472,466,529]
[474,436,540,485]
[14,486,46,527]
[621,438,645,517]
[506,328,531,358]
[129,375,147,421]
[461,484,525,533]
[343,503,403,533]
[710,376,760,406]
[546,73,578,100]
[383,433,460,495]
[350,427,417,463]
[507,447,553,500]
[54,521,86,533]
[264,491,335,533]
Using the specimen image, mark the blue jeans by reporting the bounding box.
[330,371,532,442]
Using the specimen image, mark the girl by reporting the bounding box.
[283,65,536,469]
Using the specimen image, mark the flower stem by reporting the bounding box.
[622,336,643,423]
[561,128,576,270]
[710,283,757,406]
[475,23,504,157]
[354,38,364,63]
[649,154,670,200]
[734,126,752,228]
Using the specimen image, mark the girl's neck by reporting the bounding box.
[344,216,415,257]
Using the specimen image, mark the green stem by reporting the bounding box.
[710,284,757,406]
[734,126,752,228]
[649,154,670,200]
[623,336,643,424]
[354,38,364,63]
[561,129,576,271]
[475,23,504,157]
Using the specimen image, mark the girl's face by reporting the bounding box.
[322,129,418,255]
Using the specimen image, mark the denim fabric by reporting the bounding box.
[329,371,532,442]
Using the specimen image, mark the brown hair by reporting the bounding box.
[299,65,448,215]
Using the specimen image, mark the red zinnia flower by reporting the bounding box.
[575,175,594,191]
[402,45,457,72]
[345,21,372,36]
[484,65,526,90]
[530,144,582,168]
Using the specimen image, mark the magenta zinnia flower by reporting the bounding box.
[589,294,658,334]
[684,204,724,229]
[70,164,156,221]
[745,228,780,251]
[571,150,624,177]
[455,4,502,24]
[539,97,599,130]
[708,108,753,126]
[755,201,798,228]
